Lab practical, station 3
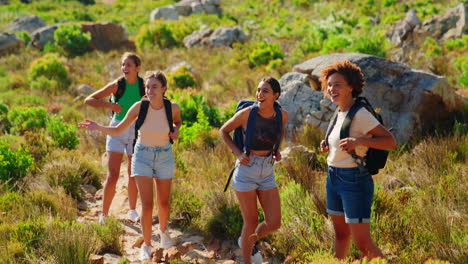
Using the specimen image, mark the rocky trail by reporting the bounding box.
[76,156,275,264]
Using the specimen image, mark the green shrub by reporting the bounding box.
[27,53,70,92]
[171,187,204,229]
[46,115,80,149]
[11,95,46,107]
[45,222,98,264]
[423,259,452,264]
[0,102,10,133]
[167,66,197,89]
[0,192,22,213]
[322,35,351,54]
[206,203,244,240]
[454,55,468,88]
[7,106,48,135]
[11,219,46,251]
[91,218,124,254]
[443,35,467,51]
[350,34,387,57]
[293,0,318,7]
[54,24,91,57]
[248,42,284,68]
[15,31,31,46]
[0,140,34,185]
[30,75,60,94]
[59,106,84,124]
[422,37,443,58]
[178,107,217,147]
[136,22,178,50]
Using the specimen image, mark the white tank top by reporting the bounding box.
[137,106,170,147]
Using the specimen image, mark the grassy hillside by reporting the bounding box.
[0,0,466,263]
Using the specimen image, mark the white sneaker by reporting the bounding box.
[158,228,173,248]
[127,209,140,222]
[98,215,107,225]
[238,236,263,263]
[139,243,152,261]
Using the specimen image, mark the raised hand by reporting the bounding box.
[78,120,101,131]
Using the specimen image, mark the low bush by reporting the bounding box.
[46,115,80,149]
[206,202,244,240]
[0,140,34,185]
[136,22,178,50]
[91,218,125,254]
[248,42,284,68]
[27,54,70,93]
[11,219,46,251]
[350,34,387,57]
[7,106,48,135]
[167,66,197,89]
[54,24,91,57]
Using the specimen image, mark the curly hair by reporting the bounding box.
[319,60,365,98]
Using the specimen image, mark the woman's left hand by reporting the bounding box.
[169,128,179,140]
[339,137,358,152]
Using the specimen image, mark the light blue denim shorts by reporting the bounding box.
[231,154,277,192]
[131,142,174,179]
[106,118,136,155]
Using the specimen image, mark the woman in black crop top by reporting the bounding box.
[220,77,288,264]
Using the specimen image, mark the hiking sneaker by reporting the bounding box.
[139,243,152,261]
[158,228,173,248]
[98,215,107,225]
[127,209,140,222]
[238,236,263,264]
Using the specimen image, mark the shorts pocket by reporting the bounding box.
[337,169,370,184]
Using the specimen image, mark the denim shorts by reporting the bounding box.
[326,166,374,224]
[106,118,136,155]
[131,142,174,180]
[231,154,277,192]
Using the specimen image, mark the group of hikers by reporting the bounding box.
[79,52,397,262]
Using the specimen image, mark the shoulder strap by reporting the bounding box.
[340,99,365,139]
[133,100,150,148]
[273,105,283,154]
[244,103,259,156]
[163,97,174,144]
[137,76,145,98]
[114,76,126,103]
[325,108,339,146]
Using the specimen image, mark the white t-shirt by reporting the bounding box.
[327,108,380,168]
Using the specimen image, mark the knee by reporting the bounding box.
[158,199,170,210]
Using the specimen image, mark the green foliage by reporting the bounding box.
[11,95,46,107]
[423,259,452,264]
[45,222,98,264]
[54,24,91,57]
[443,35,468,52]
[7,106,48,135]
[91,218,125,254]
[27,53,70,92]
[206,203,244,239]
[15,31,31,46]
[350,34,387,57]
[118,258,131,264]
[171,187,204,229]
[0,102,10,133]
[168,66,197,89]
[0,139,34,185]
[422,37,443,58]
[11,219,46,251]
[454,55,468,88]
[59,105,84,124]
[46,115,80,149]
[178,107,217,147]
[136,22,178,50]
[322,35,351,54]
[293,0,318,7]
[248,42,284,68]
[30,76,60,94]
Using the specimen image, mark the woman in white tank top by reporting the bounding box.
[79,71,182,261]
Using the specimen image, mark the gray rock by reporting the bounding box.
[77,84,94,96]
[30,25,58,49]
[150,0,222,22]
[184,26,248,48]
[9,15,46,33]
[283,53,465,144]
[385,10,421,46]
[82,22,135,52]
[0,32,24,56]
[150,5,179,21]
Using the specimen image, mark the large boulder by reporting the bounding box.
[279,53,465,144]
[81,22,135,52]
[183,26,248,48]
[150,0,222,22]
[0,32,24,56]
[30,25,58,49]
[8,15,46,33]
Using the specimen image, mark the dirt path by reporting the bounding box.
[78,156,247,263]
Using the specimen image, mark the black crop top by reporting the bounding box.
[245,113,281,151]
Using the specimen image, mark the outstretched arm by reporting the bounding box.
[79,101,141,136]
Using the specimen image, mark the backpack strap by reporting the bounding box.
[163,97,174,144]
[114,76,126,103]
[324,108,339,147]
[244,103,259,156]
[137,76,145,98]
[133,100,150,149]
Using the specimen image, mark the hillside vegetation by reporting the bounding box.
[0,0,466,263]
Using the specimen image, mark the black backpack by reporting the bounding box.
[224,100,283,192]
[110,76,146,114]
[133,97,174,149]
[325,97,389,175]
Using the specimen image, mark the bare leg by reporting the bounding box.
[155,179,172,232]
[253,187,281,240]
[126,154,138,210]
[236,190,259,264]
[135,176,154,246]
[102,151,123,216]
[349,223,383,259]
[331,214,351,259]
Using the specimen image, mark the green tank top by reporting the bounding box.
[112,79,141,121]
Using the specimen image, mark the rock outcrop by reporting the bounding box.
[0,32,24,56]
[278,53,465,144]
[183,26,248,48]
[150,0,222,21]
[81,22,135,52]
[8,15,46,33]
